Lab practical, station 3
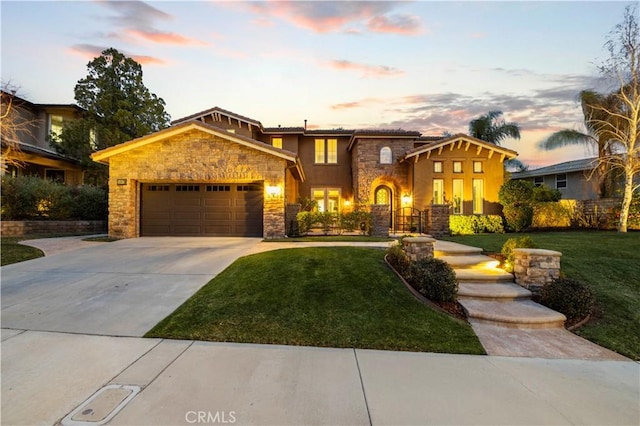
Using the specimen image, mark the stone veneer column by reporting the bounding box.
[428,205,451,237]
[402,236,436,261]
[370,204,389,237]
[263,195,286,239]
[513,248,562,294]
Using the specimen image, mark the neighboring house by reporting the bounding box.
[510,158,600,200]
[92,106,518,239]
[1,90,84,184]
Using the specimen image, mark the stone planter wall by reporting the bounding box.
[427,204,451,237]
[402,236,436,261]
[513,248,562,294]
[1,220,107,237]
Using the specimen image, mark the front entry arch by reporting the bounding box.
[374,185,393,228]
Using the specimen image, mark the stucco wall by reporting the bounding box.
[106,130,289,239]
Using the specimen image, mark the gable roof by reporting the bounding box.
[511,157,597,179]
[171,106,263,128]
[91,120,305,181]
[402,133,518,162]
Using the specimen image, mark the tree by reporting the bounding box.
[55,48,170,184]
[468,110,525,170]
[0,83,35,173]
[538,90,621,197]
[542,5,639,232]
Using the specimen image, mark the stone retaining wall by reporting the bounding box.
[513,248,562,294]
[402,236,436,261]
[370,204,390,237]
[1,221,107,237]
[427,204,451,237]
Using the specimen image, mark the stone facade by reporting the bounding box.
[513,248,562,294]
[106,130,289,239]
[1,220,106,237]
[351,138,413,204]
[402,236,436,261]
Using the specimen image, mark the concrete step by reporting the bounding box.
[438,254,500,270]
[434,241,483,257]
[458,283,532,300]
[454,268,514,283]
[459,299,566,328]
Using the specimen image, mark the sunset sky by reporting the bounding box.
[1,1,631,168]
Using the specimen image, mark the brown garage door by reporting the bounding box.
[141,183,263,236]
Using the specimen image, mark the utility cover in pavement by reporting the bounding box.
[61,384,140,425]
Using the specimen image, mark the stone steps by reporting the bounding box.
[454,268,514,283]
[459,299,567,328]
[458,282,532,300]
[437,254,500,269]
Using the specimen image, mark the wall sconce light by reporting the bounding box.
[401,193,412,205]
[116,179,127,186]
[344,200,351,207]
[266,185,282,198]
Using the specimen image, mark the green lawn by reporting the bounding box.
[146,247,485,354]
[441,231,640,360]
[1,237,44,266]
[266,235,393,242]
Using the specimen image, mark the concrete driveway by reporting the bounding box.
[1,237,262,336]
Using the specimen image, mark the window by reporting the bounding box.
[433,161,443,173]
[206,185,230,192]
[45,169,65,182]
[433,179,444,205]
[472,179,484,214]
[313,188,341,213]
[452,179,464,214]
[314,139,338,164]
[176,185,200,192]
[380,146,392,164]
[534,176,544,187]
[147,185,170,192]
[453,161,463,173]
[272,137,283,149]
[473,161,483,173]
[556,173,567,189]
[49,115,63,140]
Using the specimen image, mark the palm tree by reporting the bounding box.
[468,110,525,170]
[538,90,622,197]
[468,110,521,146]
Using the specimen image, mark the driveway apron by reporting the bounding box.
[1,237,262,336]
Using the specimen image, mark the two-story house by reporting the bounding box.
[1,90,85,184]
[91,106,518,239]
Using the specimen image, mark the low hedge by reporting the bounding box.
[450,215,504,235]
[296,210,371,235]
[1,175,107,221]
[501,236,537,272]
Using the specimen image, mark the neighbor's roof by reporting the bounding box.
[511,157,598,179]
[2,139,81,165]
[91,120,305,181]
[171,106,263,128]
[402,133,518,161]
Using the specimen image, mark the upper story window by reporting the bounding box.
[433,161,443,173]
[473,161,483,173]
[380,146,392,164]
[534,176,544,187]
[49,115,63,140]
[556,173,567,189]
[315,139,337,164]
[272,137,283,149]
[453,161,463,173]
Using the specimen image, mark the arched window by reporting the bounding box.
[380,147,392,164]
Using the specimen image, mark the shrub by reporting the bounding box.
[407,258,458,302]
[316,211,335,234]
[0,175,105,220]
[535,277,594,325]
[532,201,575,228]
[296,211,316,235]
[503,204,534,232]
[532,185,562,202]
[450,215,504,235]
[385,243,411,276]
[499,180,534,206]
[501,236,537,272]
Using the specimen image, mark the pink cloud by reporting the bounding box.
[327,60,404,78]
[471,32,487,39]
[126,29,208,46]
[68,44,166,66]
[367,14,423,35]
[330,97,383,110]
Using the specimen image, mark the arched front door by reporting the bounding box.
[374,185,393,228]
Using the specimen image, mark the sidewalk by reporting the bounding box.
[2,329,638,426]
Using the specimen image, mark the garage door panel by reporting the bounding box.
[142,183,263,237]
